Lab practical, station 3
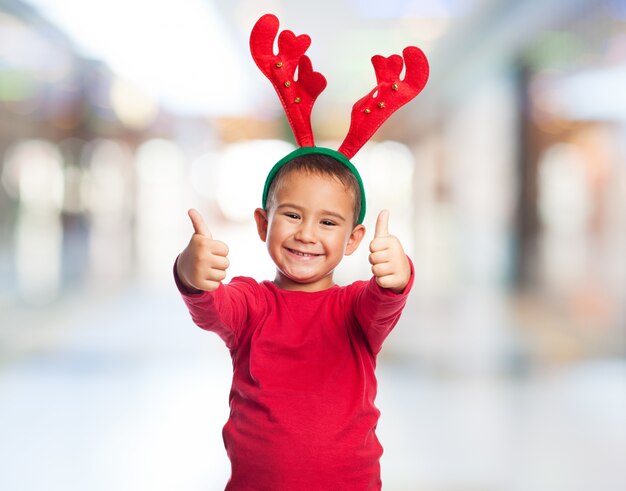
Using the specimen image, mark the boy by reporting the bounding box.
[175,152,414,490]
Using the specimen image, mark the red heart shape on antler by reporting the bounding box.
[278,30,311,60]
[297,55,327,94]
[372,54,404,84]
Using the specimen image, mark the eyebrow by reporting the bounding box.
[276,203,347,222]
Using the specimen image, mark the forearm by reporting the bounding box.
[173,257,237,347]
[356,257,415,354]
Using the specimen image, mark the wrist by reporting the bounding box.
[174,255,203,294]
[386,255,412,294]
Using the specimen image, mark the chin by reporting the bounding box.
[285,274,318,284]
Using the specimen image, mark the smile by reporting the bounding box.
[286,248,322,258]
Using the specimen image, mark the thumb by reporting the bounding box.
[188,208,212,239]
[374,209,390,238]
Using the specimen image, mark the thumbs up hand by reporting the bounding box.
[176,209,230,292]
[368,210,411,294]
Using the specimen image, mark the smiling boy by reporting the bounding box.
[175,152,413,490]
[175,10,429,488]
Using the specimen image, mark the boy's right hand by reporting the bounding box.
[176,209,230,292]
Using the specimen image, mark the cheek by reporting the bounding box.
[267,220,288,244]
[332,231,353,251]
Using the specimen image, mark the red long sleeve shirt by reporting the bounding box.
[176,264,413,490]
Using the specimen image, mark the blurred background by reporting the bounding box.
[0,0,625,489]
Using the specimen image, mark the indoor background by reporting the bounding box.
[0,0,625,490]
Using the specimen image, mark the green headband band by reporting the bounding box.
[262,147,367,225]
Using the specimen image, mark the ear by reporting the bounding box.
[254,208,269,242]
[344,224,366,256]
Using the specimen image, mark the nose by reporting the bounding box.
[294,219,316,243]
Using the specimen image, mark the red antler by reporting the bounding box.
[338,46,429,159]
[250,14,327,147]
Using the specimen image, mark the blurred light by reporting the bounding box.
[355,140,415,232]
[135,139,190,284]
[110,77,158,130]
[189,151,219,200]
[551,64,626,121]
[61,165,84,214]
[135,139,188,223]
[399,17,451,42]
[0,11,73,80]
[25,0,254,116]
[83,139,132,218]
[83,139,134,286]
[538,143,591,235]
[348,0,473,18]
[5,140,65,211]
[233,0,285,35]
[3,140,65,303]
[215,140,295,222]
[356,141,415,204]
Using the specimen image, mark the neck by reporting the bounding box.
[273,271,335,292]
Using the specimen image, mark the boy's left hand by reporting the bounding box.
[369,210,411,294]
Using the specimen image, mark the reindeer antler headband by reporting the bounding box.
[251,13,429,224]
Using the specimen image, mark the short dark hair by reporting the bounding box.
[264,153,362,226]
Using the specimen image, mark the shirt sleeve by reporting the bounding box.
[351,257,415,355]
[173,257,259,350]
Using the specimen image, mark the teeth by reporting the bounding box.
[290,249,318,257]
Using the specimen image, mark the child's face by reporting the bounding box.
[254,171,365,291]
